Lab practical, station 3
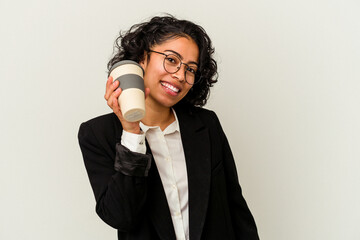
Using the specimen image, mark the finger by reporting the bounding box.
[107,88,121,108]
[106,76,113,89]
[104,76,113,99]
[112,93,124,120]
[104,77,119,100]
[104,76,111,100]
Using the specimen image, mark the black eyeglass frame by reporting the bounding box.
[148,50,200,85]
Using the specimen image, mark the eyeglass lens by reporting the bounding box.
[163,54,198,84]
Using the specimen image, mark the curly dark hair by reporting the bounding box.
[107,15,218,107]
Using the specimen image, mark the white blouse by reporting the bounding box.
[121,109,189,240]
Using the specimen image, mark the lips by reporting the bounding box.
[160,81,180,94]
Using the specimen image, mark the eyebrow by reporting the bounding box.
[164,49,199,66]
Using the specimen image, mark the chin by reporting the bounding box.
[162,101,178,108]
[159,95,180,105]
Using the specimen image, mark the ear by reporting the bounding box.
[139,51,148,70]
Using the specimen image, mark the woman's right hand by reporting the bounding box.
[105,76,145,134]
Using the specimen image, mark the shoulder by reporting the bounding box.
[175,104,223,132]
[180,105,220,125]
[78,113,122,144]
[81,112,118,127]
[79,113,119,132]
[192,106,218,121]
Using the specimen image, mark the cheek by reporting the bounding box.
[155,63,167,77]
[143,62,167,83]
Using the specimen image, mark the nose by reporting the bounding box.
[172,64,186,82]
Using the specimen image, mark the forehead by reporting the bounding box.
[153,37,199,63]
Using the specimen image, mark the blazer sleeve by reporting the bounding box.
[78,120,152,231]
[213,112,260,239]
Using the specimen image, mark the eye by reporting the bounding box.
[165,55,179,65]
[165,57,175,63]
[186,66,197,74]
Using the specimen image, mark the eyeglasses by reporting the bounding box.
[148,50,199,85]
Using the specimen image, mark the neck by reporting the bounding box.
[141,101,175,131]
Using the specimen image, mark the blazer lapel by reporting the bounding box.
[177,107,211,240]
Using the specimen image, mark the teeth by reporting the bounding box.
[161,82,179,93]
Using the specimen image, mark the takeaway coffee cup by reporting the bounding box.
[109,60,145,122]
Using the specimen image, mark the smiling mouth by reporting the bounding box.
[161,81,180,93]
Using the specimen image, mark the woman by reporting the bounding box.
[78,15,259,240]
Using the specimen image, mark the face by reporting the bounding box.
[140,36,199,110]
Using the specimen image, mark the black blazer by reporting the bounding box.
[78,105,259,240]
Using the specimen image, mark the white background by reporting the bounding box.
[0,0,359,239]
